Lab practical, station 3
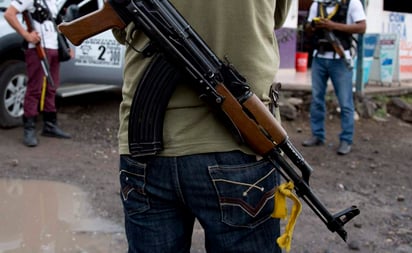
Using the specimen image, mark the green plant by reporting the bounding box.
[372,94,390,104]
[400,94,412,104]
[371,95,389,119]
[373,106,387,118]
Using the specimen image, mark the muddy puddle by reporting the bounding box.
[0,179,126,253]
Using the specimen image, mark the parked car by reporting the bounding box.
[0,0,124,128]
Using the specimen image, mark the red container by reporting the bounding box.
[295,52,309,72]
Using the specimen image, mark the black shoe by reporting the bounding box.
[337,141,351,155]
[41,112,71,139]
[42,121,71,139]
[23,116,38,147]
[302,136,324,147]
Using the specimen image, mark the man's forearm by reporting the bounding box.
[333,20,366,34]
[4,7,29,39]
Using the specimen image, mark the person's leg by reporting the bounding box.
[41,111,71,138]
[179,151,281,253]
[43,49,59,113]
[41,49,71,139]
[22,49,43,146]
[329,59,354,144]
[119,155,195,253]
[24,49,43,117]
[308,57,329,142]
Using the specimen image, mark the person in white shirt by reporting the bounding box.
[5,0,71,147]
[302,0,366,155]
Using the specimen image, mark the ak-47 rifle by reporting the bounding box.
[59,0,360,242]
[22,11,55,87]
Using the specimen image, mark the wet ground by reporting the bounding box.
[0,179,125,253]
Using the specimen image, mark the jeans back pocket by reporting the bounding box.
[119,155,150,215]
[209,159,277,228]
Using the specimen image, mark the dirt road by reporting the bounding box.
[0,90,411,253]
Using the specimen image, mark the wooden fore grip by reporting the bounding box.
[242,94,288,144]
[215,83,287,156]
[332,43,345,58]
[58,2,126,46]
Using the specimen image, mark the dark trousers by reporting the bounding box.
[24,48,60,117]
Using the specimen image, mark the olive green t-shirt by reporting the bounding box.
[116,0,290,156]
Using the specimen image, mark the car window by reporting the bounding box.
[0,0,11,9]
[58,0,99,20]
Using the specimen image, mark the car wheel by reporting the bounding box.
[0,60,27,128]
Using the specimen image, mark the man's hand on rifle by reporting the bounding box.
[312,17,337,31]
[313,16,366,35]
[23,30,41,44]
[4,5,41,44]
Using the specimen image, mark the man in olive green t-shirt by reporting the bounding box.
[114,1,291,252]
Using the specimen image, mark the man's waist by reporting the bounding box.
[313,49,351,59]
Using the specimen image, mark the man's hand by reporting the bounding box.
[313,17,337,31]
[23,30,41,44]
[313,17,366,34]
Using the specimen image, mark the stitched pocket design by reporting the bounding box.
[209,159,277,228]
[119,156,150,215]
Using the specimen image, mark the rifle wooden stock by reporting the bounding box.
[58,2,126,46]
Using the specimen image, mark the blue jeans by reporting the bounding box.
[119,151,281,253]
[310,57,354,144]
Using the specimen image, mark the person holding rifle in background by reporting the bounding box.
[302,0,366,155]
[4,0,71,147]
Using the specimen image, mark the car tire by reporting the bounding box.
[0,60,27,128]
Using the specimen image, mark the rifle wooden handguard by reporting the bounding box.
[216,84,287,155]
